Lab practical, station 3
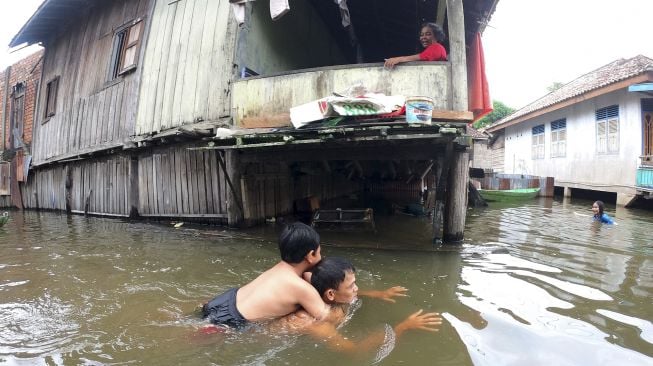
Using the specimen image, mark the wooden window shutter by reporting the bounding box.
[118,20,143,75]
[608,119,619,152]
[597,120,606,153]
[45,78,59,119]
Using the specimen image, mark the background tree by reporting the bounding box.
[546,82,564,93]
[473,100,515,129]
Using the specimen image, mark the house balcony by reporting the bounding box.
[231,62,470,129]
[637,156,653,192]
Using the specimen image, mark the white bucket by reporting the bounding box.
[406,96,434,124]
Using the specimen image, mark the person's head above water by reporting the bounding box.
[311,257,358,305]
[278,222,321,264]
[592,201,605,217]
[419,22,445,48]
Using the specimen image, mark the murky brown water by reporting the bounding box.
[0,197,651,365]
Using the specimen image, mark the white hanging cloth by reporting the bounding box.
[230,0,255,26]
[334,0,351,27]
[270,0,290,20]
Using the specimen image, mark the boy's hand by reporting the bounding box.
[358,286,408,303]
[378,286,408,303]
[395,309,442,335]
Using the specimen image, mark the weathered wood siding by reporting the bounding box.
[21,155,133,215]
[238,0,347,75]
[32,0,151,166]
[232,63,451,127]
[138,146,228,218]
[239,159,360,223]
[491,134,505,173]
[136,0,237,136]
[21,165,66,210]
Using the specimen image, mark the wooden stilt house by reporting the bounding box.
[9,0,498,242]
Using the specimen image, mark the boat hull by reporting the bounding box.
[478,188,540,201]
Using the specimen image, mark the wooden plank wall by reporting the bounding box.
[21,165,66,210]
[0,196,10,208]
[70,156,133,216]
[138,146,228,219]
[135,0,237,135]
[240,162,293,222]
[32,0,150,165]
[367,180,424,204]
[21,155,133,215]
[240,161,360,223]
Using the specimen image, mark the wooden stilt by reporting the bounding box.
[444,150,469,242]
[221,150,244,227]
[432,141,453,244]
[129,156,139,218]
[65,166,72,214]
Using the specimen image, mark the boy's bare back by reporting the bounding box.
[236,261,328,321]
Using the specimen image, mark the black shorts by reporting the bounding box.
[202,288,247,328]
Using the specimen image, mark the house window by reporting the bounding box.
[596,105,619,154]
[44,77,59,120]
[550,119,566,158]
[643,98,653,157]
[110,19,143,79]
[532,124,545,159]
[11,83,25,148]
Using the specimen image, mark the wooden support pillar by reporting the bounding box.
[129,156,139,218]
[223,150,244,227]
[432,142,454,244]
[65,165,72,214]
[446,0,468,111]
[444,150,469,242]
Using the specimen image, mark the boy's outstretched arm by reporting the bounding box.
[358,286,408,303]
[306,309,442,353]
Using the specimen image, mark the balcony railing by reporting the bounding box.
[231,62,452,129]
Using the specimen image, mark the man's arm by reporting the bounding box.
[306,309,442,353]
[358,286,408,303]
[295,281,330,321]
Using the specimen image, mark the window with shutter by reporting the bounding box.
[596,105,618,154]
[44,77,59,121]
[532,124,545,159]
[550,119,566,158]
[110,19,144,80]
[643,98,653,157]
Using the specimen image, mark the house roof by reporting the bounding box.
[466,125,488,139]
[487,54,653,132]
[11,0,499,56]
[9,0,94,48]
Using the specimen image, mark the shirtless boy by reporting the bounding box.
[202,222,329,327]
[271,256,442,354]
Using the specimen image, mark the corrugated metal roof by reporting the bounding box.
[488,54,653,131]
[9,0,93,48]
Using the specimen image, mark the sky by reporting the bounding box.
[1,0,652,110]
[482,0,653,109]
[0,0,44,69]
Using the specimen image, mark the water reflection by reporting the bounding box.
[0,198,651,365]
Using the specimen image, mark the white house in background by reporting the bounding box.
[486,55,653,206]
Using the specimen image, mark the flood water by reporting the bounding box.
[0,198,652,365]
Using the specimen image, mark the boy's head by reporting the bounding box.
[310,257,358,304]
[278,222,321,265]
